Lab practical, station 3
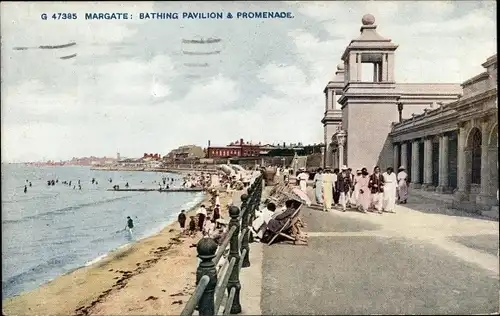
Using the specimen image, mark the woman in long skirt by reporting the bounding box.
[313,168,324,204]
[357,168,371,213]
[297,169,309,193]
[382,167,397,213]
[322,169,334,212]
[397,166,408,204]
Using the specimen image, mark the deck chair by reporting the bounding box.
[267,205,303,246]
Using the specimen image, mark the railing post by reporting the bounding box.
[196,238,218,316]
[247,187,255,244]
[240,193,250,268]
[257,176,263,210]
[249,176,262,243]
[226,205,242,314]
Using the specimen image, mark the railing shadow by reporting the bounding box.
[181,174,264,316]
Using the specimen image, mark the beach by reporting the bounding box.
[3,188,238,315]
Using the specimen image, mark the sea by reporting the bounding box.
[1,164,205,299]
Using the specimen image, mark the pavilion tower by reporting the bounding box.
[322,63,344,168]
[337,14,400,170]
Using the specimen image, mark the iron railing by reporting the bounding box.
[180,174,263,316]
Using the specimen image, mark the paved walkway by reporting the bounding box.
[239,187,499,315]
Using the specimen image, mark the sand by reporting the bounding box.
[3,190,240,316]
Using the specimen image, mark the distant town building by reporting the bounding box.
[206,138,263,158]
[69,156,116,166]
[167,145,205,160]
[143,153,161,160]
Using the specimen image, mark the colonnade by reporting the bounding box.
[394,134,452,192]
[393,119,498,209]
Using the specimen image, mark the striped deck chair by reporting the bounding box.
[267,204,304,246]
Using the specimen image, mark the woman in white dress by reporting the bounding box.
[313,168,324,204]
[397,166,408,204]
[382,167,397,213]
[297,168,309,193]
[322,169,334,212]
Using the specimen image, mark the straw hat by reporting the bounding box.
[399,166,406,170]
[341,165,348,170]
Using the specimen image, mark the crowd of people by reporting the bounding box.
[309,165,409,213]
[181,171,248,191]
[177,190,225,239]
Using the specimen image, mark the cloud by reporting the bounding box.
[0,1,496,162]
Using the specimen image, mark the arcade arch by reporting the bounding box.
[467,127,482,185]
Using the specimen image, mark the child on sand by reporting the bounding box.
[178,210,187,233]
[188,216,196,237]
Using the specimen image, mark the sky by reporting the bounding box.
[1,1,496,162]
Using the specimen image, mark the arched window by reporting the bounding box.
[470,128,482,184]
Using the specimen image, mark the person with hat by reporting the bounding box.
[357,167,371,212]
[352,169,362,207]
[397,166,408,204]
[336,165,352,212]
[322,168,334,212]
[369,166,384,213]
[313,168,324,204]
[332,168,340,206]
[212,204,221,223]
[297,167,309,193]
[382,167,397,213]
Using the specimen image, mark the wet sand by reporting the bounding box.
[3,190,238,316]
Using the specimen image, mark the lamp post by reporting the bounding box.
[397,102,404,123]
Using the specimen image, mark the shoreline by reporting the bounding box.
[2,188,232,316]
[90,167,219,174]
[80,192,205,268]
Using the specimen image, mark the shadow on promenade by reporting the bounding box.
[403,188,497,222]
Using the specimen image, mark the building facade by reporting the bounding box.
[391,54,497,215]
[321,14,497,216]
[206,138,262,158]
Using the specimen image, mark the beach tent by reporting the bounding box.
[217,164,235,177]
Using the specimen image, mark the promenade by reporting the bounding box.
[240,187,499,315]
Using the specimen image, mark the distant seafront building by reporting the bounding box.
[322,14,498,216]
[167,145,205,160]
[206,138,264,158]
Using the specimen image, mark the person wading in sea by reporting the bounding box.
[126,216,134,233]
[24,185,27,194]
